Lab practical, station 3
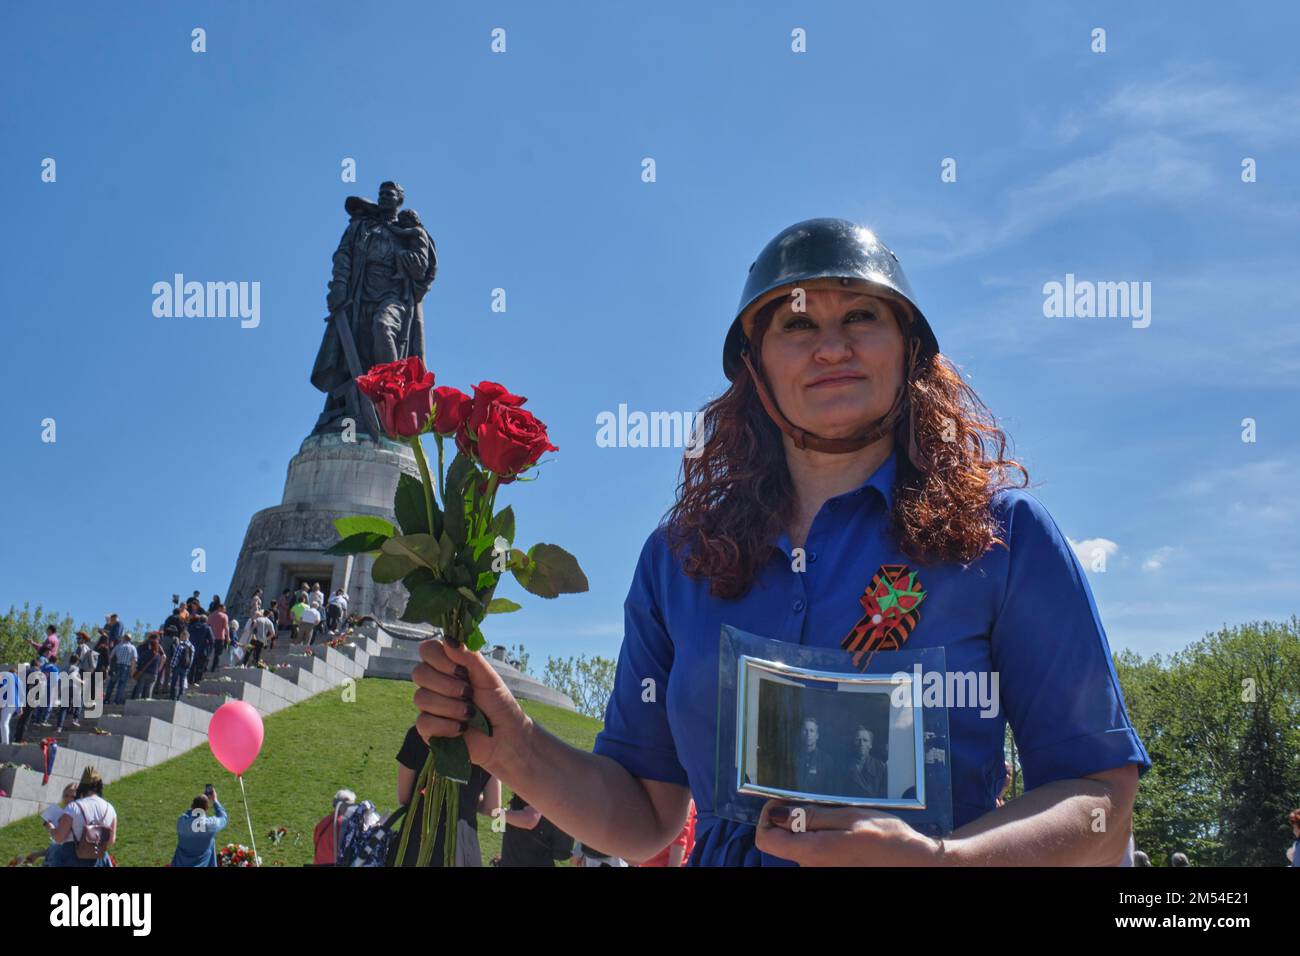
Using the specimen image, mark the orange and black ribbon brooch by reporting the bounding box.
[840,564,927,672]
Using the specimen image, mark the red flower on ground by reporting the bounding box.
[355,357,436,439]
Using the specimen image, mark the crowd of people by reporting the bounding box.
[0,584,352,745]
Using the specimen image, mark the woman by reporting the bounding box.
[92,633,111,674]
[30,783,79,865]
[411,218,1150,866]
[390,724,501,866]
[48,767,116,867]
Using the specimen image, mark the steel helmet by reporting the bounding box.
[724,218,938,381]
[723,218,940,458]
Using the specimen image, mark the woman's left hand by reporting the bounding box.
[754,800,948,866]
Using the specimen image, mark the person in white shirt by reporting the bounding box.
[0,667,21,744]
[245,610,276,667]
[326,589,349,632]
[309,584,325,610]
[105,635,138,705]
[49,768,117,867]
[299,604,323,646]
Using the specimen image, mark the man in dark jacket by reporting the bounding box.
[187,615,214,687]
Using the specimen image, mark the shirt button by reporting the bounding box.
[808,551,818,563]
[793,599,805,613]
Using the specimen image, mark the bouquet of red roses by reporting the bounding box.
[326,357,587,866]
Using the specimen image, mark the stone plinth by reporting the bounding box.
[225,433,429,627]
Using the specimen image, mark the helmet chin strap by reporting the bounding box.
[739,337,920,457]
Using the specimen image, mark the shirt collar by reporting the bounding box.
[770,449,898,557]
[832,448,897,511]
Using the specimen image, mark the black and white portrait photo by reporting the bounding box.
[736,657,924,809]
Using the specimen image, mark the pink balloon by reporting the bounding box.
[208,701,264,776]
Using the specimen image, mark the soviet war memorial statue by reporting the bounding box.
[225,181,439,626]
[310,181,437,439]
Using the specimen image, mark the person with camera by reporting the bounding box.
[172,785,228,866]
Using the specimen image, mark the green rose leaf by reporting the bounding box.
[446,452,476,498]
[475,570,498,591]
[324,531,388,556]
[444,489,468,547]
[490,505,516,546]
[470,532,496,562]
[381,534,442,571]
[444,453,481,547]
[334,515,397,540]
[372,552,416,584]
[400,578,461,624]
[428,735,471,784]
[403,567,435,591]
[486,598,521,614]
[456,586,481,605]
[465,625,487,652]
[434,532,455,570]
[465,706,493,737]
[394,473,441,537]
[513,543,589,599]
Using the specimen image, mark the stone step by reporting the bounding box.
[123,698,213,733]
[0,616,460,830]
[364,655,416,681]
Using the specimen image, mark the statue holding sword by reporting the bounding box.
[310,181,437,439]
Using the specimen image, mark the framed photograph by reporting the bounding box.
[735,654,926,810]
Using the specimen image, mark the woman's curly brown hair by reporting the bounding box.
[663,312,1029,600]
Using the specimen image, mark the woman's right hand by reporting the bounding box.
[411,637,530,776]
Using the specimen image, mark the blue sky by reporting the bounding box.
[2,1,1296,663]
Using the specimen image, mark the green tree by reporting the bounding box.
[543,653,616,719]
[1116,617,1300,866]
[0,603,82,664]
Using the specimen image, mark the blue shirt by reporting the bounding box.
[171,801,228,867]
[592,450,1151,866]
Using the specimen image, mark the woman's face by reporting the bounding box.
[758,285,906,441]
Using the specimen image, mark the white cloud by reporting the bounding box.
[1142,546,1176,572]
[1068,537,1119,572]
[1097,69,1300,144]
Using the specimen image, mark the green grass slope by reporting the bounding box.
[0,678,602,867]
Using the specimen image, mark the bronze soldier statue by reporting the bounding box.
[310,181,437,438]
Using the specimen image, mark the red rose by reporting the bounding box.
[454,381,527,458]
[431,386,472,436]
[468,381,526,431]
[354,357,435,439]
[476,403,558,479]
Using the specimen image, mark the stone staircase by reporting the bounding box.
[0,621,573,829]
[0,622,395,827]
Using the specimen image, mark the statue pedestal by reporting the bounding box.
[225,433,429,630]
